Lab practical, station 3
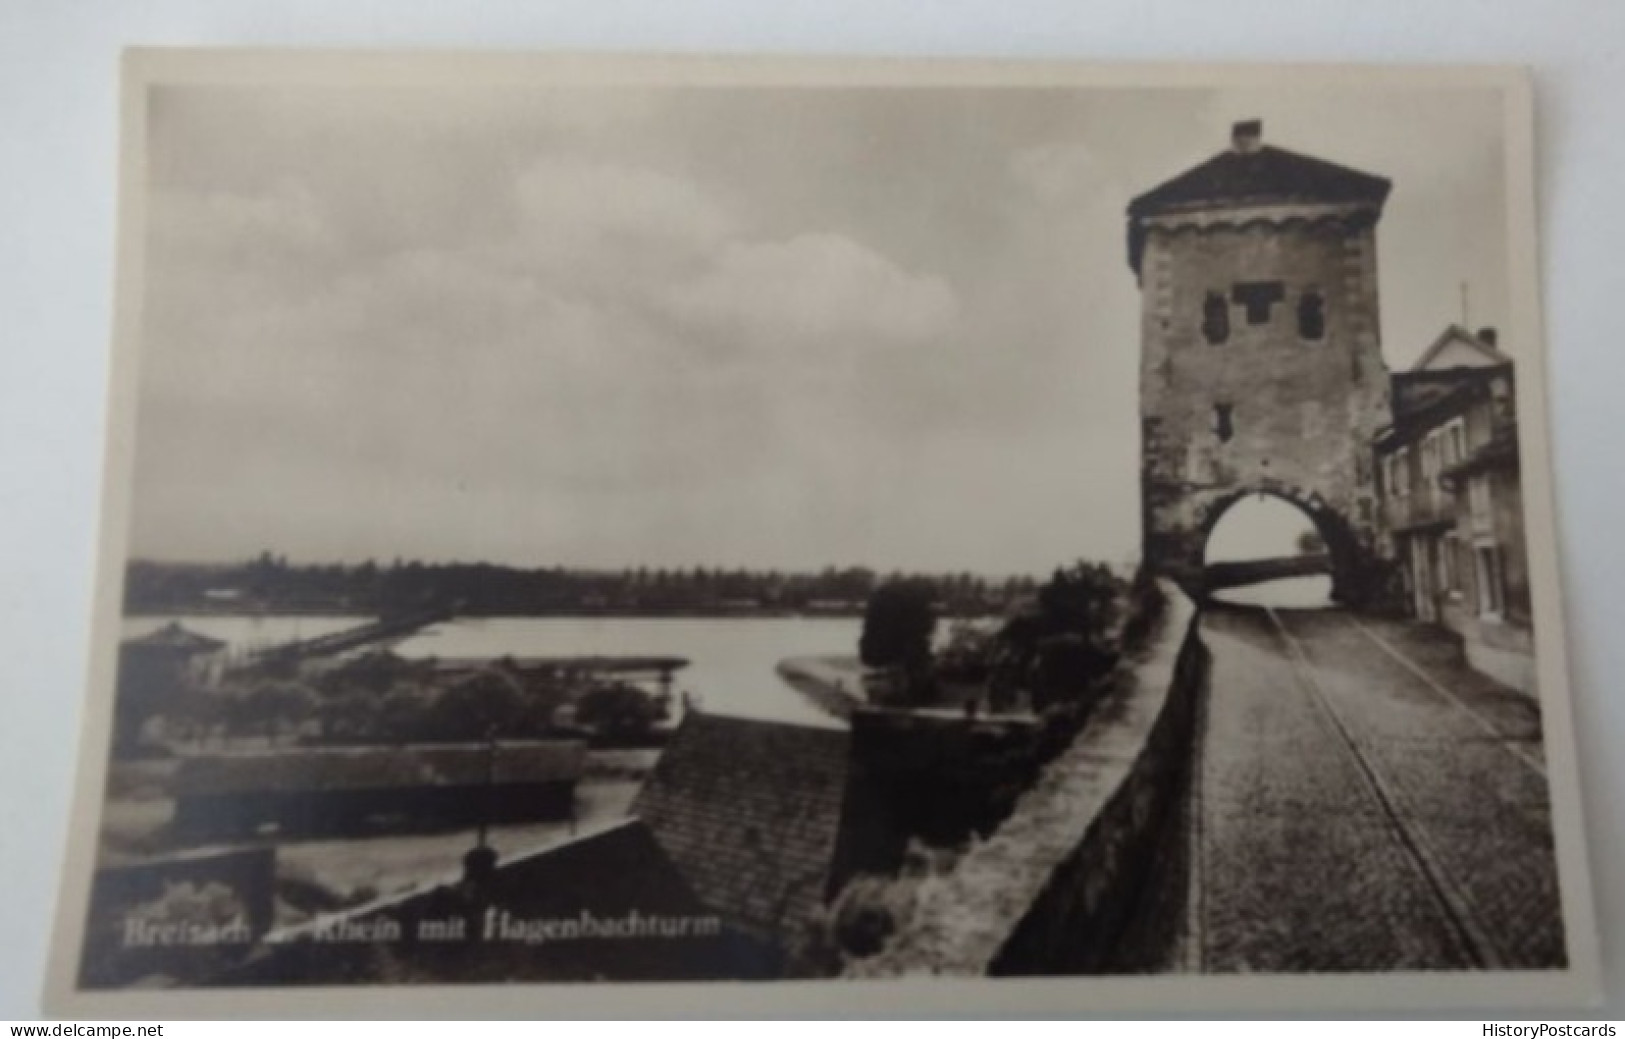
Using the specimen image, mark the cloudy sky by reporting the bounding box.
[129,79,1512,574]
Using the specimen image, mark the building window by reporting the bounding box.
[1232,281,1285,325]
[1202,292,1230,344]
[1421,432,1442,509]
[1444,418,1467,467]
[1392,447,1410,498]
[1475,543,1505,618]
[1213,403,1234,443]
[1297,290,1326,340]
[1469,475,1492,531]
[1441,532,1460,594]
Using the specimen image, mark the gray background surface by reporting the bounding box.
[1,0,1620,1018]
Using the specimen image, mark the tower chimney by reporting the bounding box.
[1232,119,1263,154]
[1477,327,1499,349]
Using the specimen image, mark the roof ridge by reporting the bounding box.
[1411,324,1516,371]
[1129,146,1391,215]
[1125,134,1391,272]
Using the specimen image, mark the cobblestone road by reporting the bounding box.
[1184,606,1566,972]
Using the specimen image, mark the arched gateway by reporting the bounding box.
[1130,119,1394,604]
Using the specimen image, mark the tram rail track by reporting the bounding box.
[1262,606,1506,969]
[1168,600,1564,972]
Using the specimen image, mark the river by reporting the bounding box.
[121,614,860,729]
[392,616,856,728]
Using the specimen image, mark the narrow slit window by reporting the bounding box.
[1202,292,1229,344]
[1214,403,1234,443]
[1298,290,1326,340]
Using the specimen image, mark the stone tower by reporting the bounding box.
[1128,120,1393,603]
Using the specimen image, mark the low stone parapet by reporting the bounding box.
[842,581,1205,977]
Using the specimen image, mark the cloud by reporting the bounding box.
[154,182,331,250]
[1008,142,1111,206]
[147,182,342,298]
[665,232,959,348]
[515,156,737,260]
[129,139,1029,570]
[507,156,961,356]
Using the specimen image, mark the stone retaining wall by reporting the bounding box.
[843,582,1205,977]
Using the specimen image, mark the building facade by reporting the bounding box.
[1373,325,1533,693]
[114,622,228,754]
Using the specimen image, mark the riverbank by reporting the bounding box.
[776,655,868,720]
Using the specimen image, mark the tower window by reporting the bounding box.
[1298,290,1326,340]
[1202,292,1229,344]
[1231,281,1285,325]
[1213,403,1234,443]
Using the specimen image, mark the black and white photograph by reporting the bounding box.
[44,52,1599,1015]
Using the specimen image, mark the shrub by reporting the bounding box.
[575,682,664,744]
[859,581,937,672]
[1119,565,1168,653]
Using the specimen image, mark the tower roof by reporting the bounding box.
[1127,120,1391,272]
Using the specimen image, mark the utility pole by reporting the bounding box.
[476,724,497,850]
[461,725,500,890]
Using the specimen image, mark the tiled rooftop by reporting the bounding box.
[632,712,850,945]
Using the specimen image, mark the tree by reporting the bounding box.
[994,562,1126,710]
[575,683,662,744]
[859,580,938,700]
[377,686,438,743]
[1033,634,1116,711]
[230,680,318,743]
[425,669,530,742]
[317,689,379,743]
[165,685,229,747]
[321,650,418,697]
[936,620,997,683]
[1034,562,1121,646]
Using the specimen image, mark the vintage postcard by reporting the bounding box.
[45,50,1599,1017]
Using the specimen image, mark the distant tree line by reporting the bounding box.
[124,553,1040,618]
